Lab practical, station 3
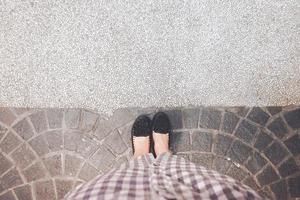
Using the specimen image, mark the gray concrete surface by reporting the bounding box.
[0,0,299,114]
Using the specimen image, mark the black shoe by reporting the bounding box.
[131,115,152,154]
[152,112,171,134]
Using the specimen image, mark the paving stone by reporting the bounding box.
[43,154,62,176]
[90,147,116,171]
[243,176,259,190]
[254,130,273,151]
[12,118,34,140]
[164,110,183,130]
[14,184,33,200]
[34,180,56,200]
[278,158,299,177]
[191,131,212,152]
[104,130,127,154]
[65,154,84,176]
[65,109,81,129]
[263,141,289,165]
[224,107,249,117]
[226,165,248,181]
[1,168,23,189]
[212,156,231,174]
[55,179,73,199]
[182,108,199,129]
[222,112,239,134]
[288,175,300,198]
[191,153,214,169]
[199,108,221,130]
[46,109,63,129]
[0,125,7,140]
[258,187,274,199]
[13,108,31,115]
[0,182,4,194]
[118,122,132,146]
[284,134,300,156]
[267,117,288,139]
[0,108,16,125]
[170,131,190,153]
[94,119,114,141]
[245,152,267,174]
[213,134,233,156]
[0,191,15,200]
[114,156,128,168]
[0,132,21,154]
[257,165,279,186]
[64,130,99,157]
[266,106,282,115]
[80,110,99,132]
[110,109,136,128]
[78,163,100,181]
[44,130,63,151]
[29,111,47,133]
[23,162,46,182]
[0,153,12,176]
[247,107,270,126]
[235,120,258,144]
[284,108,300,129]
[28,135,50,156]
[11,144,36,169]
[270,180,287,200]
[227,140,252,164]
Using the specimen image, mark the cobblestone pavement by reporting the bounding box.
[0,106,299,200]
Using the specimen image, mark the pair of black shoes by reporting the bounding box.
[131,112,171,155]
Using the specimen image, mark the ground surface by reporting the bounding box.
[0,106,299,200]
[1,0,300,114]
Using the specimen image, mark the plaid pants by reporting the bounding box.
[65,153,263,200]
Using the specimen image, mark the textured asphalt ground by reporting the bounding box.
[1,0,299,114]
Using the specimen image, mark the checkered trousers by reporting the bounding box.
[64,153,263,200]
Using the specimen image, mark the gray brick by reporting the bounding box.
[64,154,83,176]
[90,147,116,171]
[0,132,21,154]
[243,176,259,190]
[0,191,15,200]
[199,108,221,130]
[111,109,136,128]
[182,108,199,129]
[14,184,33,200]
[11,144,36,169]
[247,107,270,126]
[213,134,233,156]
[46,109,63,129]
[227,140,252,164]
[170,131,190,153]
[284,108,300,129]
[278,158,299,177]
[80,110,99,132]
[118,122,133,146]
[23,162,46,182]
[55,179,73,200]
[212,156,231,174]
[266,106,282,115]
[267,117,288,139]
[235,120,257,144]
[226,165,248,181]
[0,108,16,125]
[222,112,239,134]
[164,110,183,130]
[12,118,34,140]
[270,180,287,200]
[192,131,212,152]
[0,153,12,175]
[78,163,100,181]
[64,130,99,157]
[191,153,214,169]
[263,141,289,165]
[284,134,300,156]
[254,131,273,151]
[257,165,279,186]
[245,152,267,174]
[65,109,81,129]
[94,119,114,141]
[43,154,62,176]
[28,135,50,156]
[34,180,56,200]
[1,168,23,189]
[288,175,300,198]
[44,130,63,151]
[29,111,47,133]
[0,125,7,140]
[105,130,127,154]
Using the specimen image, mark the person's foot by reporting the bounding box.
[131,115,152,158]
[152,112,171,156]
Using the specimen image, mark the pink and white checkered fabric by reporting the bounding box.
[65,153,263,200]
